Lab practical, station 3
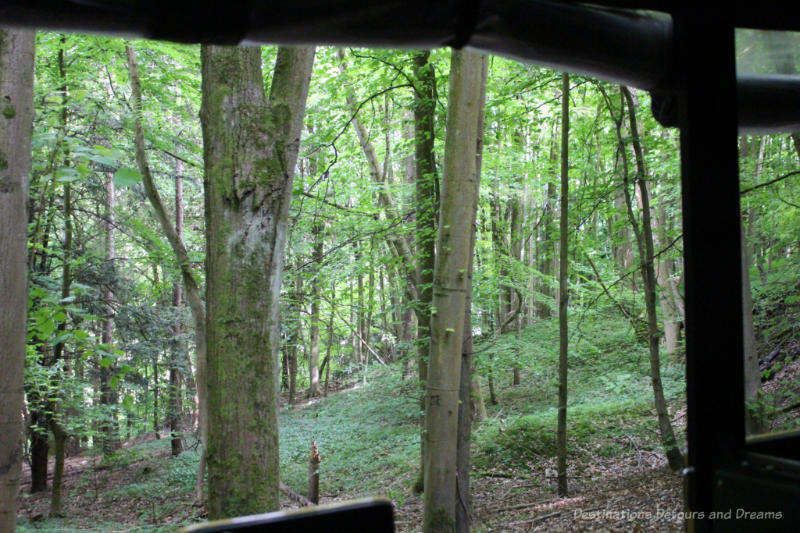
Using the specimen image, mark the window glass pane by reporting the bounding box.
[736,29,800,76]
[739,131,800,436]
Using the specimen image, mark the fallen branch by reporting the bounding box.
[506,511,562,527]
[280,482,313,506]
[781,401,800,414]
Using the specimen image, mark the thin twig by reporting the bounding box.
[740,169,800,195]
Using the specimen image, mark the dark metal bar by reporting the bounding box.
[179,499,395,532]
[2,0,674,88]
[559,0,800,32]
[676,7,745,532]
[3,1,800,133]
[738,75,800,134]
[747,429,800,461]
[467,0,672,89]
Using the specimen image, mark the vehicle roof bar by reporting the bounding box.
[0,1,797,129]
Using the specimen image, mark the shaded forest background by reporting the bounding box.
[9,31,800,531]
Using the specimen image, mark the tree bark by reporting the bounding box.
[423,49,488,533]
[556,72,570,497]
[510,158,523,385]
[655,206,681,361]
[324,282,336,397]
[201,44,314,519]
[153,357,160,438]
[99,171,119,456]
[620,87,683,471]
[412,50,438,494]
[0,30,34,532]
[308,218,323,397]
[50,37,71,515]
[308,441,320,504]
[742,212,762,434]
[454,53,488,533]
[126,43,206,488]
[169,169,185,456]
[289,266,302,406]
[538,121,558,318]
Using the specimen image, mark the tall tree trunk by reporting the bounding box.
[412,49,438,494]
[49,194,70,511]
[556,72,570,497]
[29,408,48,493]
[153,357,160,438]
[621,87,683,471]
[201,44,314,519]
[423,48,488,533]
[655,206,681,360]
[509,132,524,385]
[0,32,34,533]
[742,212,763,434]
[324,282,336,397]
[308,218,323,397]
[169,168,185,456]
[126,44,206,491]
[357,245,366,366]
[538,121,557,318]
[741,136,766,434]
[50,38,71,515]
[100,171,118,456]
[455,53,488,533]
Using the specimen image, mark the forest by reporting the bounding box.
[1,27,800,533]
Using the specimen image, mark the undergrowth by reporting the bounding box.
[18,308,687,532]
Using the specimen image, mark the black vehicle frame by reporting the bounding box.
[3,1,800,531]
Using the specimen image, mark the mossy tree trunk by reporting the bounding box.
[0,28,35,533]
[412,49,438,494]
[423,48,488,533]
[201,44,314,519]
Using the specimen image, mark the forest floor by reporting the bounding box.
[19,311,798,532]
[16,400,685,533]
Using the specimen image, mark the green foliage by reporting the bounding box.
[475,398,655,468]
[112,167,143,188]
[280,367,420,496]
[14,26,800,530]
[472,310,683,469]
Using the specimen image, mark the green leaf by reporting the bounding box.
[93,145,112,156]
[51,333,71,345]
[89,154,117,167]
[76,162,92,176]
[113,167,142,187]
[99,356,114,369]
[37,318,56,338]
[123,394,134,411]
[55,166,80,183]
